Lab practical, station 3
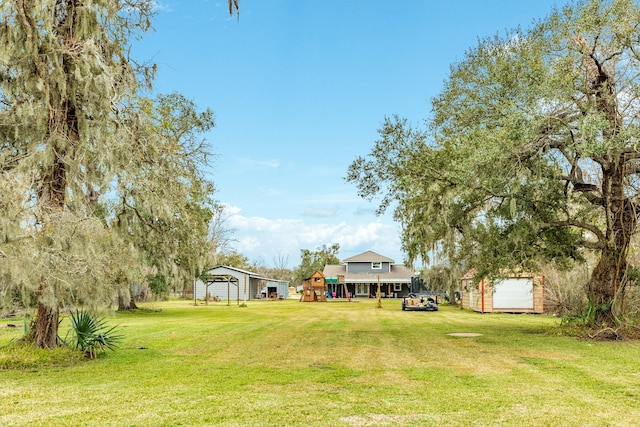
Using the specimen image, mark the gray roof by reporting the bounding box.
[323,264,346,278]
[203,265,287,284]
[342,250,395,263]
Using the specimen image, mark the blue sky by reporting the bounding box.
[134,0,567,269]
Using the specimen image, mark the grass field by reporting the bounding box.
[1,298,639,426]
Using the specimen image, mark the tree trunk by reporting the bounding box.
[30,41,76,349]
[117,295,138,311]
[117,288,138,311]
[588,249,624,325]
[587,165,636,326]
[448,279,459,307]
[32,302,59,349]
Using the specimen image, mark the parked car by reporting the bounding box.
[402,293,438,311]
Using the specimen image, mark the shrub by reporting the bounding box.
[69,310,122,359]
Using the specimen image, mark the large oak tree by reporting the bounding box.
[347,0,640,325]
[0,1,219,347]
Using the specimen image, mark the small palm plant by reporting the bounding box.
[69,310,122,359]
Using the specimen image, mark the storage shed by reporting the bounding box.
[194,265,289,302]
[262,280,290,300]
[460,269,545,313]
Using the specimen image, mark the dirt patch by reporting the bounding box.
[447,332,483,337]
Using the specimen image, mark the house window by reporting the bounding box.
[393,283,402,292]
[372,262,382,270]
[355,283,368,295]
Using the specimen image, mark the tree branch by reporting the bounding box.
[543,219,606,248]
[624,164,640,176]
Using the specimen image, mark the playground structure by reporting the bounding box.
[300,271,352,302]
[301,270,327,302]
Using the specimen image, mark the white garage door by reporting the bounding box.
[493,278,533,309]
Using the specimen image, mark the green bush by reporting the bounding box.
[69,310,122,359]
[148,274,170,297]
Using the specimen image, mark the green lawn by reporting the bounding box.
[1,298,639,426]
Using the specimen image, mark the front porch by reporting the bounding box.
[324,281,411,298]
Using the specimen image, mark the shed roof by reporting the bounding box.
[461,269,478,280]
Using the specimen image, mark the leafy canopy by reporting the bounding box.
[0,1,221,344]
[347,0,640,291]
[294,244,340,285]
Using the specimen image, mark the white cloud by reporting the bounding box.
[222,203,242,215]
[222,204,404,268]
[237,236,261,251]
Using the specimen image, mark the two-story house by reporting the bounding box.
[322,250,414,298]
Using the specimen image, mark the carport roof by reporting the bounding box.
[203,265,288,284]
